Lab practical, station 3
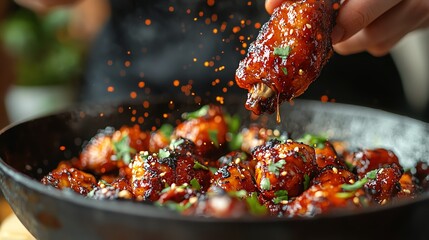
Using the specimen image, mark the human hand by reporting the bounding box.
[15,0,80,12]
[265,0,429,56]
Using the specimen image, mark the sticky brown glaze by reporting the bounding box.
[173,105,228,159]
[131,152,175,201]
[284,184,366,217]
[218,151,256,177]
[157,184,198,205]
[41,166,97,195]
[235,0,339,114]
[185,187,249,218]
[240,124,286,154]
[253,139,317,198]
[312,165,357,187]
[148,126,171,153]
[364,166,402,204]
[88,178,134,200]
[345,148,402,178]
[79,125,150,175]
[397,171,420,199]
[314,141,347,169]
[211,163,256,193]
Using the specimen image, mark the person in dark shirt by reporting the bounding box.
[14,0,429,121]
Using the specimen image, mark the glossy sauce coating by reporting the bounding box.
[40,105,429,218]
[235,0,338,114]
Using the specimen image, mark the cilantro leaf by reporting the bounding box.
[193,161,209,171]
[158,148,171,159]
[297,133,328,149]
[182,105,209,119]
[303,174,310,190]
[281,67,288,75]
[158,124,174,137]
[267,160,286,176]
[112,134,136,164]
[273,190,289,204]
[246,192,267,215]
[190,178,201,191]
[260,178,271,190]
[273,46,291,58]
[208,129,219,147]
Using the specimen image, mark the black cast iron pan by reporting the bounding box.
[1,97,429,240]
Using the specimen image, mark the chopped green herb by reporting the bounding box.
[209,167,219,174]
[182,105,209,119]
[335,192,355,199]
[229,190,247,199]
[303,174,310,190]
[273,46,291,58]
[161,201,193,213]
[190,178,201,191]
[341,178,368,192]
[225,113,241,134]
[345,161,355,172]
[228,133,243,151]
[246,192,267,215]
[365,169,378,179]
[260,178,271,190]
[281,67,288,75]
[158,148,171,159]
[268,160,286,176]
[297,133,328,149]
[170,138,185,149]
[193,161,209,171]
[112,134,136,164]
[159,124,174,137]
[208,129,219,147]
[273,190,289,204]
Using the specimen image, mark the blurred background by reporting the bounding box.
[0,0,428,237]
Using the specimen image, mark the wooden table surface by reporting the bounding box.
[0,197,35,240]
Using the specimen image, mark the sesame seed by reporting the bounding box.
[281,200,289,204]
[353,197,360,205]
[332,167,338,174]
[299,69,304,75]
[235,158,241,164]
[349,179,355,184]
[189,196,198,204]
[306,23,312,29]
[287,139,293,143]
[289,29,294,35]
[314,191,325,198]
[378,169,384,174]
[279,153,287,158]
[380,199,387,205]
[118,190,133,199]
[294,147,299,152]
[281,171,287,176]
[159,172,166,177]
[403,189,411,194]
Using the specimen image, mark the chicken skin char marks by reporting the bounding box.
[235,0,339,114]
[41,105,429,218]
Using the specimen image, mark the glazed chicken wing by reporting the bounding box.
[235,0,339,114]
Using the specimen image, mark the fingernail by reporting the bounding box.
[331,25,344,44]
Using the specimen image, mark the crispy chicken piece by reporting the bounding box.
[173,105,228,159]
[364,166,402,204]
[79,125,150,175]
[252,139,317,199]
[235,0,339,114]
[345,148,402,178]
[211,162,257,193]
[41,166,97,195]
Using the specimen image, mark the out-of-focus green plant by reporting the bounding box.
[0,8,84,86]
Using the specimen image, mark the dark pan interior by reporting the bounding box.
[1,99,429,240]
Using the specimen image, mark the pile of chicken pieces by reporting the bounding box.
[41,105,428,218]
